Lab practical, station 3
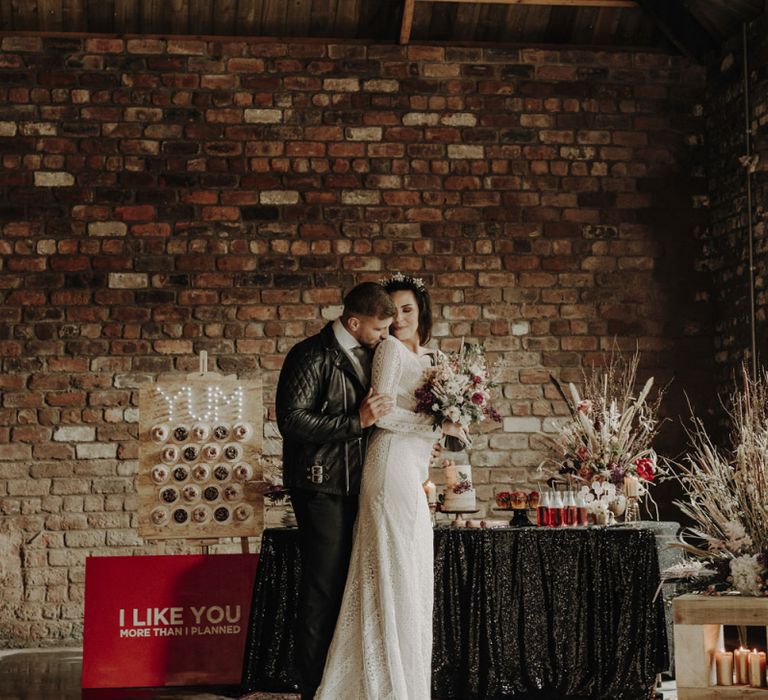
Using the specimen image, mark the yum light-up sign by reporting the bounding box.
[137,362,266,540]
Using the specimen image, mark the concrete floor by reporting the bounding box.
[0,648,678,700]
[0,649,298,700]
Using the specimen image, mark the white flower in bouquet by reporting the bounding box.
[446,406,462,424]
[724,520,754,554]
[730,554,763,596]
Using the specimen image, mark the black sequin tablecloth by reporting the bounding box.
[241,527,667,699]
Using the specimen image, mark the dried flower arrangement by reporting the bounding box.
[668,368,768,595]
[539,349,666,499]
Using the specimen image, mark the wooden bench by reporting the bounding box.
[673,594,768,698]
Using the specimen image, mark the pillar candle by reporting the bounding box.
[423,480,437,505]
[715,650,733,686]
[735,647,750,684]
[748,649,766,688]
[623,474,640,498]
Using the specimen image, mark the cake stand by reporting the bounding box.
[439,508,479,525]
[493,507,534,527]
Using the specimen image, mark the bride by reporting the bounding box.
[315,274,465,700]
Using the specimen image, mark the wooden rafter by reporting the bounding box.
[400,0,417,44]
[399,0,637,44]
[416,0,635,4]
[634,0,719,63]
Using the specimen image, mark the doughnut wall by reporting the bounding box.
[138,373,265,540]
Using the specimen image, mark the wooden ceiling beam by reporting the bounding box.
[413,0,637,6]
[634,0,719,63]
[400,0,416,44]
[400,0,637,43]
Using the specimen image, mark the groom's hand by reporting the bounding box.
[359,388,394,428]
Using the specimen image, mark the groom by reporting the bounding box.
[276,282,397,700]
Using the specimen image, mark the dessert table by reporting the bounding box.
[241,526,667,699]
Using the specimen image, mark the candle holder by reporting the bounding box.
[624,495,640,523]
[429,502,437,527]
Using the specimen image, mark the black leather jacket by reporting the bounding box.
[276,322,372,496]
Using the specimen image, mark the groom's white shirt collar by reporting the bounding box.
[333,317,359,351]
[333,319,365,375]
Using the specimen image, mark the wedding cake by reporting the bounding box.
[442,461,476,511]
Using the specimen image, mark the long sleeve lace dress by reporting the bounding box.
[315,336,437,700]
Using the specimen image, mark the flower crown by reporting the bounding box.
[378,272,426,292]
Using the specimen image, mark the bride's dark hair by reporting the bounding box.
[380,274,432,345]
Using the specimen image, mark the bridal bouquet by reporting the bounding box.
[414,343,501,450]
[667,368,768,596]
[540,350,665,493]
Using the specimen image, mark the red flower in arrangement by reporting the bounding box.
[578,464,595,481]
[471,391,485,405]
[635,457,655,481]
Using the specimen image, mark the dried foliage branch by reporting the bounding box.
[669,367,768,595]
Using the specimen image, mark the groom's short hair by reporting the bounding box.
[342,282,397,320]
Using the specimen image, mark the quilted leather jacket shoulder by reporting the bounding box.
[276,323,370,495]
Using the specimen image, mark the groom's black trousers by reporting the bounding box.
[290,488,359,700]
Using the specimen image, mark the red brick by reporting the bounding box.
[206,108,243,124]
[536,65,578,81]
[6,290,46,305]
[217,256,257,271]
[183,191,219,205]
[126,39,165,54]
[131,223,171,237]
[286,142,326,157]
[212,193,253,208]
[167,39,206,55]
[305,126,343,141]
[201,206,240,221]
[85,38,124,53]
[0,341,22,357]
[115,205,155,221]
[383,191,420,206]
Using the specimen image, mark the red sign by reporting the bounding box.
[82,553,258,688]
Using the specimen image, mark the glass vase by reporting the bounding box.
[624,495,640,522]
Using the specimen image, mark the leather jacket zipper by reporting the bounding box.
[342,370,349,495]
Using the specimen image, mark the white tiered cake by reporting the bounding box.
[442,461,476,511]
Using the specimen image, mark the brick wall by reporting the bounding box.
[704,14,768,393]
[0,33,711,646]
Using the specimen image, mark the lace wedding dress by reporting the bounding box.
[316,336,437,700]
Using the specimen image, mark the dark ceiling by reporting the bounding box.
[0,0,765,59]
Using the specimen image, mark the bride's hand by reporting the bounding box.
[441,420,468,445]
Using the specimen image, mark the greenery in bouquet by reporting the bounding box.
[540,350,665,494]
[667,368,768,596]
[414,342,501,451]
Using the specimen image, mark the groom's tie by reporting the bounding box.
[351,345,372,385]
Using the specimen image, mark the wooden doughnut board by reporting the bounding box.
[138,371,266,540]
